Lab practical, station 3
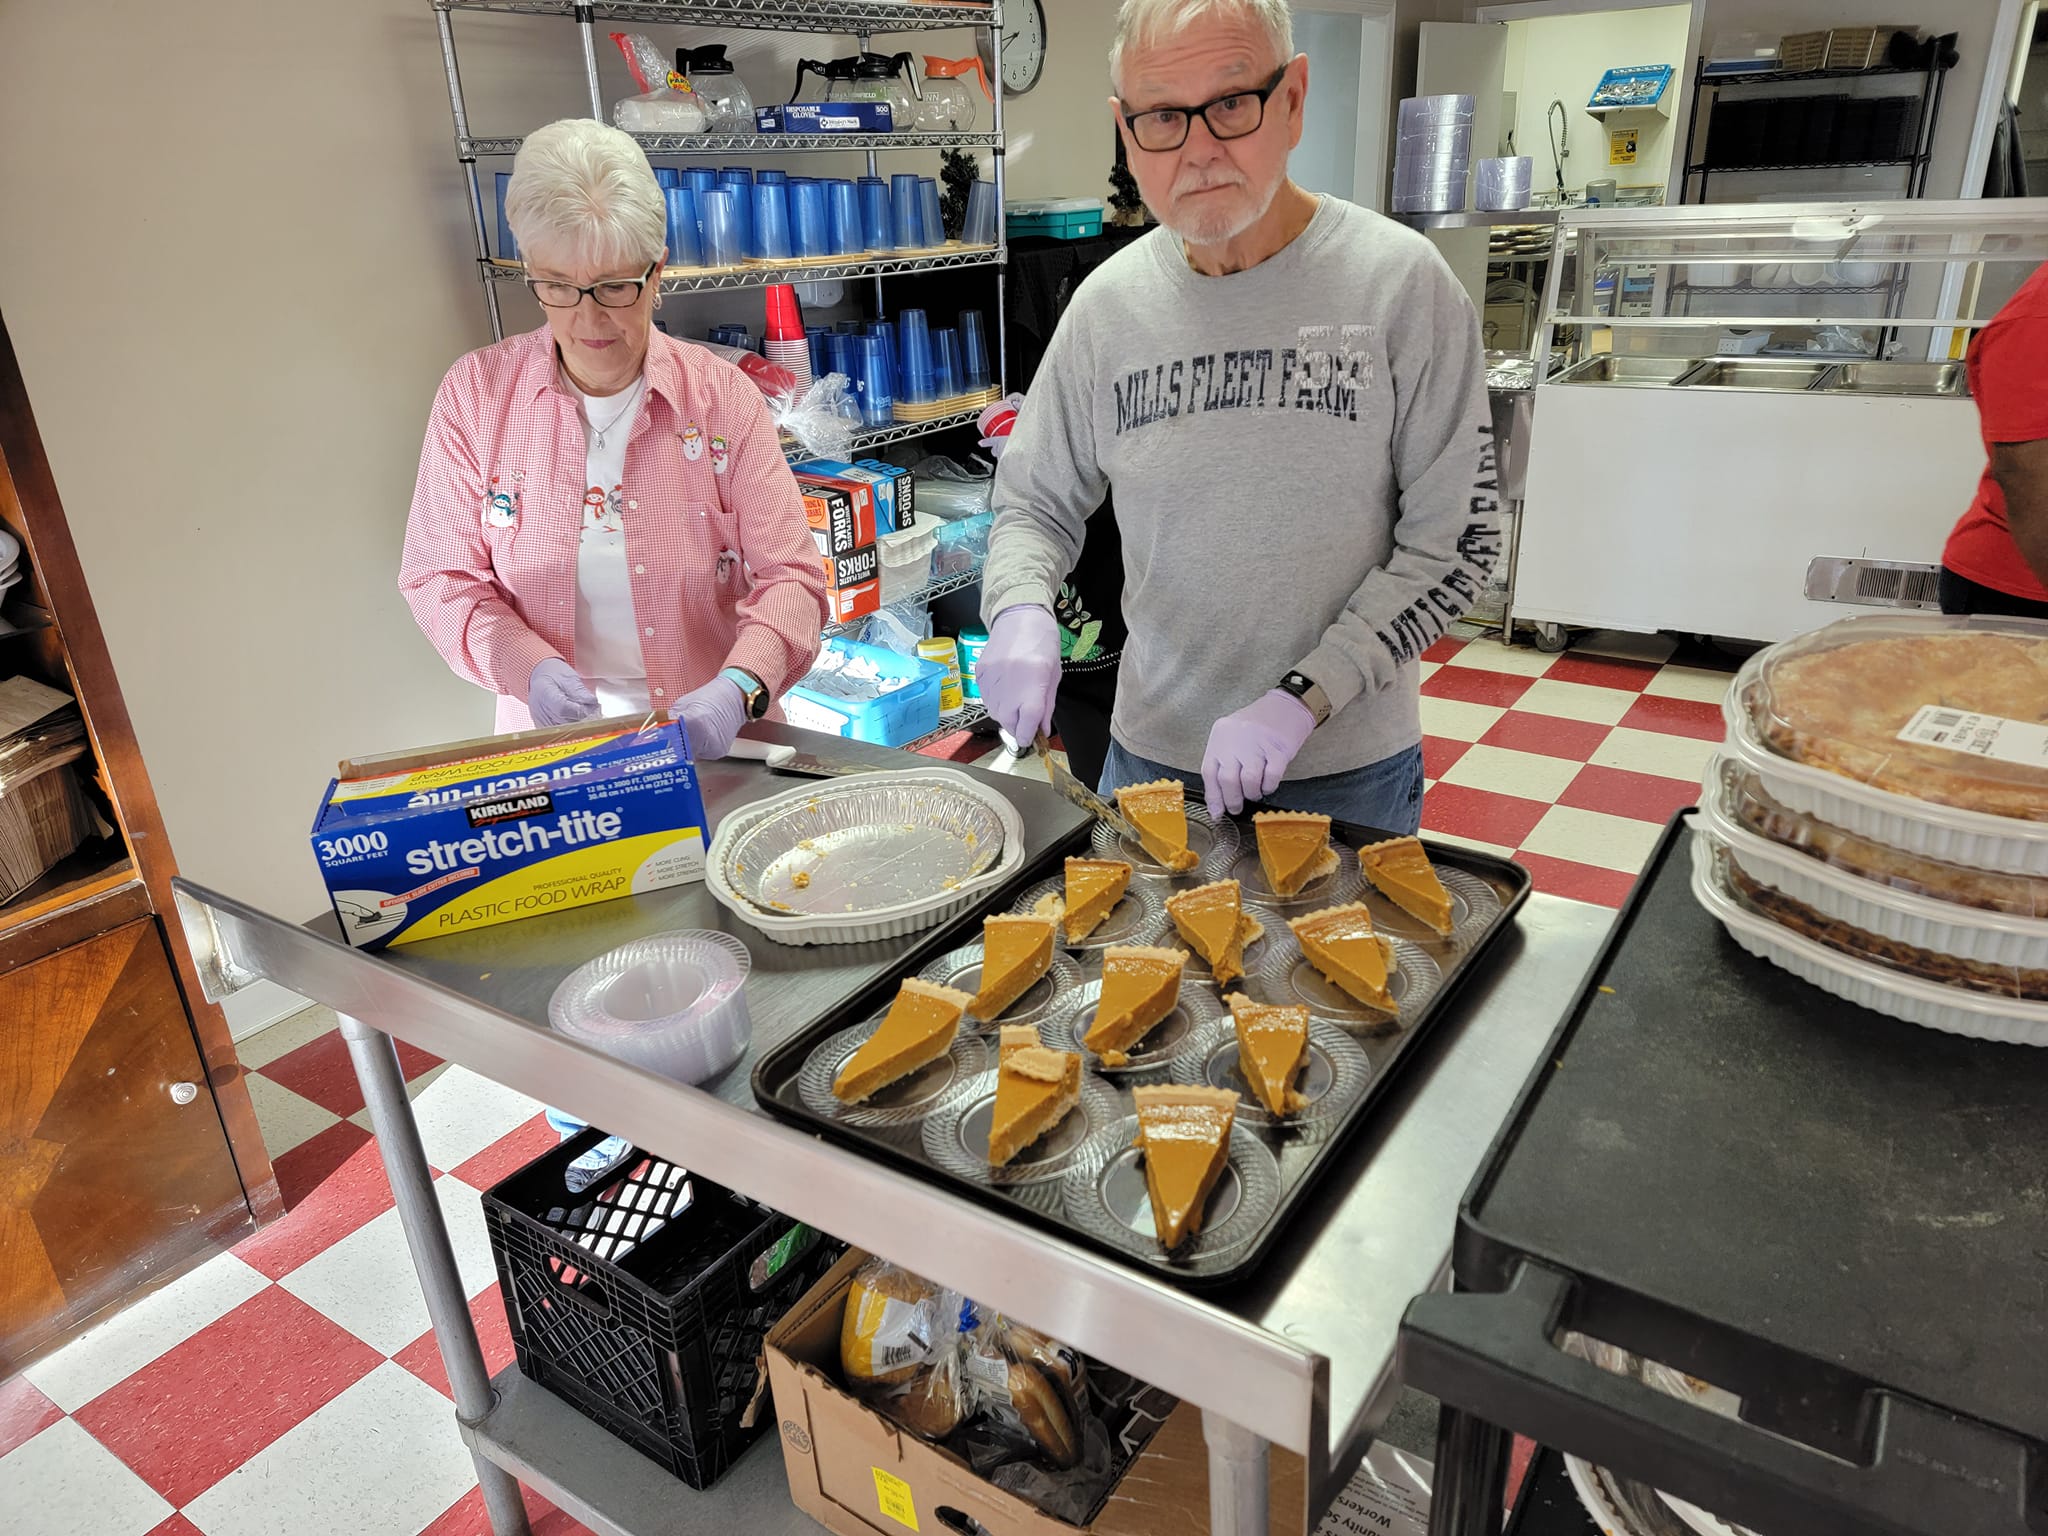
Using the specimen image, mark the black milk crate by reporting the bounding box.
[483,1128,844,1488]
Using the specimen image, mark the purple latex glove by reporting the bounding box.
[1201,689,1317,819]
[677,676,748,761]
[526,657,599,727]
[977,604,1061,745]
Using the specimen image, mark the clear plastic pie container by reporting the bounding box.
[1723,613,2048,876]
[1691,828,2048,1045]
[1696,778,2048,993]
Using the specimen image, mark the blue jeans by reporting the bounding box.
[1100,739,1426,837]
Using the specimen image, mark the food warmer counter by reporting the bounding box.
[1507,200,2048,648]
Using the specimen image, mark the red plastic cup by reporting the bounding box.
[762,283,806,343]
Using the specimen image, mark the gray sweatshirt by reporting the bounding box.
[981,196,1501,781]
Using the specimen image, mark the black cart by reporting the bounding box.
[1401,812,2048,1536]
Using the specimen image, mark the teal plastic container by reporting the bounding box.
[957,626,990,699]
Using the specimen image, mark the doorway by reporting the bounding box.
[1290,0,1398,209]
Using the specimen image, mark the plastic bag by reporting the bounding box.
[904,453,993,521]
[610,33,709,133]
[776,373,863,460]
[839,1259,971,1439]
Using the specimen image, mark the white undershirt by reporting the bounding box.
[571,375,651,714]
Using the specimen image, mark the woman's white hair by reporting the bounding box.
[505,118,667,272]
[1109,0,1294,93]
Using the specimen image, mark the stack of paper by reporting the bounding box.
[0,675,98,903]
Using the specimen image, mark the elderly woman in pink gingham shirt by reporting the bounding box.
[400,119,826,759]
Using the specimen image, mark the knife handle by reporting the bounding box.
[727,738,796,769]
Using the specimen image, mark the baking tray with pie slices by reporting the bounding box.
[751,811,1528,1288]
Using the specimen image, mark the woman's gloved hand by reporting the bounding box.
[978,603,1061,745]
[527,658,600,726]
[1201,689,1317,819]
[677,676,748,760]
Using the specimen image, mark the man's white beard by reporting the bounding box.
[1155,163,1284,246]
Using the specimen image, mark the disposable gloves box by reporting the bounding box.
[311,719,707,950]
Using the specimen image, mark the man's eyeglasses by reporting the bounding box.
[1120,64,1290,154]
[526,261,661,309]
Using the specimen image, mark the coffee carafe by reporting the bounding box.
[677,44,754,132]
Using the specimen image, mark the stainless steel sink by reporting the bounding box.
[1812,362,1970,398]
[1551,355,1703,386]
[1673,359,1837,391]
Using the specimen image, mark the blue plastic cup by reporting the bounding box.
[720,166,754,185]
[697,187,744,268]
[684,167,718,195]
[957,310,991,390]
[825,178,862,254]
[855,335,894,426]
[860,179,896,252]
[891,173,924,248]
[896,308,935,403]
[919,178,945,247]
[823,329,855,381]
[789,179,830,258]
[805,325,831,377]
[653,166,681,190]
[750,182,792,261]
[663,187,702,268]
[863,320,898,400]
[932,328,960,400]
[963,179,998,246]
[757,168,789,186]
[494,172,518,260]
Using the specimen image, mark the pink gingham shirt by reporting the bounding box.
[400,325,826,732]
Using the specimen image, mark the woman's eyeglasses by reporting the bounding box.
[526,261,661,308]
[1120,65,1290,154]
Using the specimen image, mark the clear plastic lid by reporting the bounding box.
[1707,834,2048,1004]
[1710,756,2048,919]
[1737,613,2048,824]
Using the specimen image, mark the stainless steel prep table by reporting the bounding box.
[174,724,1611,1536]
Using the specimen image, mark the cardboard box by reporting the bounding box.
[796,459,911,536]
[857,460,916,531]
[765,1250,1307,1536]
[822,544,881,623]
[756,102,895,133]
[311,719,707,949]
[800,479,880,558]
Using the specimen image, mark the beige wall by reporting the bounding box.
[0,0,1126,936]
[1502,5,1694,195]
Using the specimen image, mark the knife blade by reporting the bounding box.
[1036,732,1144,844]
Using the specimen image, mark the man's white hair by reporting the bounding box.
[1109,0,1295,94]
[505,118,667,271]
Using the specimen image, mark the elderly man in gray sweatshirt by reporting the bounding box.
[977,0,1500,834]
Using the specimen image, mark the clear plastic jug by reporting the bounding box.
[916,57,990,133]
[678,44,755,133]
[790,57,857,105]
[836,52,921,131]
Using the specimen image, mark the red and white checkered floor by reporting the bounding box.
[2,633,1737,1535]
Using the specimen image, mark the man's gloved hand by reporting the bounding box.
[1201,690,1317,819]
[978,604,1062,745]
[527,658,600,727]
[677,676,748,761]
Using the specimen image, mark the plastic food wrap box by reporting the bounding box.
[783,638,945,748]
[764,1248,1309,1535]
[310,718,708,950]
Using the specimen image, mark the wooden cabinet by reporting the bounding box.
[0,309,276,1371]
[1,919,249,1373]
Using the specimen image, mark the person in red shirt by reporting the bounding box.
[1940,259,2048,619]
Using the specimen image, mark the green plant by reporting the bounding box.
[940,149,977,240]
[1108,151,1146,227]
